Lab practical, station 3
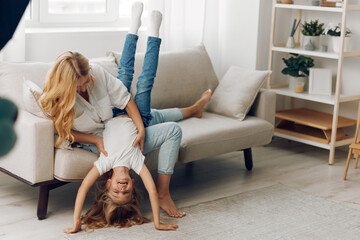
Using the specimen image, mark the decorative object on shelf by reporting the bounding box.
[286,18,301,48]
[311,0,321,6]
[309,68,332,95]
[280,0,293,4]
[321,0,337,7]
[320,44,328,52]
[281,53,314,92]
[301,19,325,50]
[324,23,352,53]
[295,79,305,93]
[304,40,315,51]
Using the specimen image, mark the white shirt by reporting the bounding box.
[94,117,145,175]
[72,64,131,136]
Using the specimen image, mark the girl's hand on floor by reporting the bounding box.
[155,223,179,231]
[95,136,108,157]
[63,220,82,234]
[133,129,145,152]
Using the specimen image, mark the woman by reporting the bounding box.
[40,2,211,233]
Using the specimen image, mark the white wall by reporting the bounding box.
[25,29,148,62]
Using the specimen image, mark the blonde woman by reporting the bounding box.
[41,2,211,234]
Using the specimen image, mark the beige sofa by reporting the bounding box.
[0,45,275,219]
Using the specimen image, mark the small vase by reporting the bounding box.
[286,36,295,48]
[302,35,320,50]
[281,0,293,4]
[330,36,351,53]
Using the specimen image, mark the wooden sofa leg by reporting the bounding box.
[37,185,49,220]
[243,148,253,171]
[37,181,69,220]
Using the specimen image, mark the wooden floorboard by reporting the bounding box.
[1,137,359,239]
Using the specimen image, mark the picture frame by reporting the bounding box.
[309,68,332,95]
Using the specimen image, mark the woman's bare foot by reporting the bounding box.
[181,89,212,119]
[159,193,186,218]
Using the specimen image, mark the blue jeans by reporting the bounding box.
[79,34,183,175]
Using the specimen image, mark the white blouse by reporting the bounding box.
[72,64,130,136]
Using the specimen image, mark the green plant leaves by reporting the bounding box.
[281,54,314,77]
[301,19,325,36]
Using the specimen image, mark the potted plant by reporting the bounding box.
[324,23,352,53]
[282,53,315,92]
[301,19,325,50]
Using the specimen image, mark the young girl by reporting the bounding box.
[40,2,212,233]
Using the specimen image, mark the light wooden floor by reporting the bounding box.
[1,137,360,240]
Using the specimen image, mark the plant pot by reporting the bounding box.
[288,76,307,93]
[301,35,320,50]
[330,36,351,53]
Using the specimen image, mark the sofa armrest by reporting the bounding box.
[0,110,54,184]
[248,89,276,126]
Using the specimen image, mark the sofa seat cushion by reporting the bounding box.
[177,112,274,163]
[54,112,273,181]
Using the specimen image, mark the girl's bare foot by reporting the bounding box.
[181,89,212,119]
[159,194,186,218]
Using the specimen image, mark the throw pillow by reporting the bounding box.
[89,55,118,78]
[23,80,48,118]
[206,66,271,121]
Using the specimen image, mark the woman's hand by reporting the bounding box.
[132,129,145,152]
[155,223,179,231]
[63,220,82,234]
[95,136,108,157]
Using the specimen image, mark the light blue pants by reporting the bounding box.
[80,34,183,175]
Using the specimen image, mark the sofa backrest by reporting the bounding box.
[0,45,218,111]
[0,62,52,109]
[108,45,219,109]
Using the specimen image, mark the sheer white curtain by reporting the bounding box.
[148,0,206,51]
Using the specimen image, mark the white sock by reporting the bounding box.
[128,2,143,35]
[148,11,162,38]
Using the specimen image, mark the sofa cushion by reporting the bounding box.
[107,44,219,109]
[206,66,271,121]
[177,112,274,163]
[23,80,49,118]
[54,111,273,181]
[89,55,118,78]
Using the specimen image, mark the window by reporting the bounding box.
[40,0,117,23]
[26,0,148,27]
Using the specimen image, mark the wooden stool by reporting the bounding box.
[343,118,360,180]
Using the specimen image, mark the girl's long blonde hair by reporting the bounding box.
[39,51,94,147]
[81,171,150,230]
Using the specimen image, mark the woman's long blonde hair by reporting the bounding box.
[81,171,150,230]
[39,51,94,147]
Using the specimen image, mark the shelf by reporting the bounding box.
[275,108,356,146]
[275,108,356,130]
[272,45,339,59]
[275,4,360,12]
[275,4,343,12]
[269,1,360,164]
[270,88,360,104]
[274,132,353,149]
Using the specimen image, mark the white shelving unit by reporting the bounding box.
[268,0,360,164]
